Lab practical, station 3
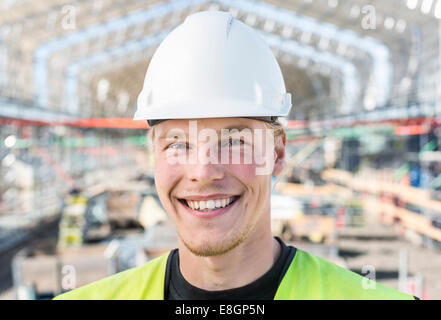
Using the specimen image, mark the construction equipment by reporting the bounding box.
[57,189,87,249]
[270,190,337,244]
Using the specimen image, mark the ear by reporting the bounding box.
[272,132,286,177]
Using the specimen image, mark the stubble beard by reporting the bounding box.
[178,224,252,257]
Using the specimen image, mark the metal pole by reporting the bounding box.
[415,272,424,299]
[438,19,441,115]
[398,247,408,293]
[55,257,62,296]
[11,255,22,300]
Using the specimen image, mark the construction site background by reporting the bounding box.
[1,0,441,300]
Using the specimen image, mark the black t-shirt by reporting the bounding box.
[164,237,296,300]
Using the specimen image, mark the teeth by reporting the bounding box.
[184,197,237,211]
[206,200,215,209]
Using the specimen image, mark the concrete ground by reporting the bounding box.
[0,219,59,300]
[336,223,441,300]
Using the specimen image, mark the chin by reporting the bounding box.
[179,230,248,257]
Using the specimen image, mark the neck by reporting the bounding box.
[178,225,281,291]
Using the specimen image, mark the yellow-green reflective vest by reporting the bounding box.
[53,249,414,300]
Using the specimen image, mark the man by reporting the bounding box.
[54,11,415,300]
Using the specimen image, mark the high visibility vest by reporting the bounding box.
[53,249,414,300]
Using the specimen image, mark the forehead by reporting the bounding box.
[153,118,266,140]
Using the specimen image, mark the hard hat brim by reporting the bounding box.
[133,94,292,122]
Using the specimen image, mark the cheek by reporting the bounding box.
[154,152,181,197]
[232,164,255,182]
[228,162,270,198]
[226,162,263,190]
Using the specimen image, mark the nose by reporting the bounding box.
[186,162,225,183]
[185,143,224,183]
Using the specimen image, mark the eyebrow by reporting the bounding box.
[222,125,253,133]
[157,124,253,140]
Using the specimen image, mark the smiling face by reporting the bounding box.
[151,117,286,257]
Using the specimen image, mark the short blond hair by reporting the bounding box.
[264,119,285,140]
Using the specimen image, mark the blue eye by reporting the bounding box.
[168,142,187,150]
[229,138,244,146]
[220,138,244,147]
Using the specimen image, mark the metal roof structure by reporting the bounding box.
[0,0,440,122]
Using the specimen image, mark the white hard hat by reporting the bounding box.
[134,11,292,125]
